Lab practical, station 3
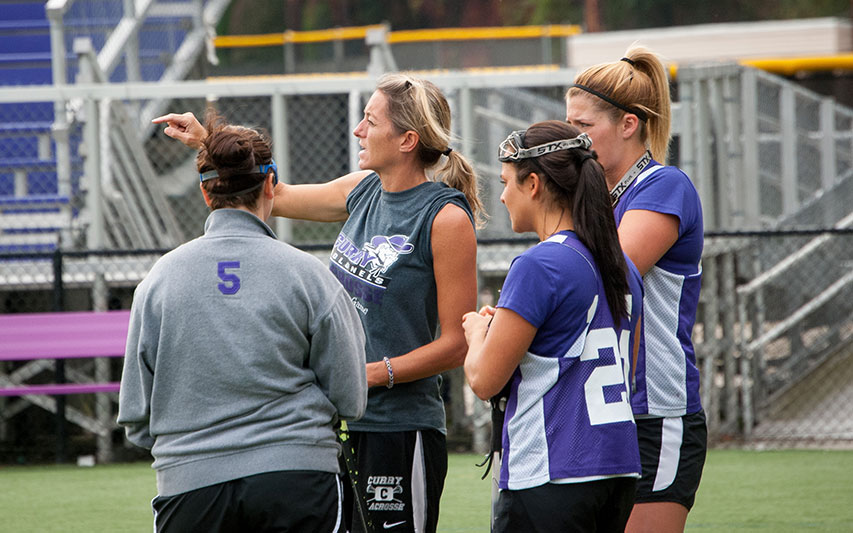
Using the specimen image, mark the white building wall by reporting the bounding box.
[568,17,853,68]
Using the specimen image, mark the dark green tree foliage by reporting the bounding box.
[599,0,850,31]
[220,0,851,35]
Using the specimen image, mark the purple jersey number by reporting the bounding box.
[217,261,241,295]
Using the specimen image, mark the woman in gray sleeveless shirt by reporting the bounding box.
[153,73,484,533]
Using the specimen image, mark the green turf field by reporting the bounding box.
[2,449,852,532]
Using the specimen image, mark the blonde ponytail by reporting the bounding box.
[624,46,672,162]
[435,151,485,228]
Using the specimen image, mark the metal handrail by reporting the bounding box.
[75,39,184,249]
[737,184,853,297]
[745,269,853,353]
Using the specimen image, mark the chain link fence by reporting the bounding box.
[0,76,579,255]
[140,92,353,244]
[678,64,853,231]
[3,230,850,463]
[0,249,156,464]
[732,231,853,446]
[697,231,853,448]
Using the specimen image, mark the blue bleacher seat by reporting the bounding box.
[0,193,70,253]
[0,173,14,196]
[66,1,123,24]
[0,134,42,159]
[0,121,54,134]
[0,64,53,85]
[1,0,197,253]
[0,102,53,123]
[0,34,51,53]
[1,3,46,21]
[27,172,60,195]
[0,18,49,32]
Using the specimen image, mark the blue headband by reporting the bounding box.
[199,159,278,186]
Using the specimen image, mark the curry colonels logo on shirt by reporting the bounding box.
[330,233,415,309]
[332,233,414,280]
[366,475,405,511]
[364,234,414,275]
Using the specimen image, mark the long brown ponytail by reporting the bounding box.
[512,120,629,323]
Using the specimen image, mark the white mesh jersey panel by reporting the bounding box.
[505,351,560,490]
[643,265,689,416]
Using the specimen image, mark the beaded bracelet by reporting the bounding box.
[383,356,394,389]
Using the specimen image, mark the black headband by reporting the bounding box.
[570,83,648,122]
[621,57,636,66]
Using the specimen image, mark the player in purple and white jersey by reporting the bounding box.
[463,121,643,532]
[567,45,706,533]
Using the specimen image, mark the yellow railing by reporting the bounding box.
[213,24,582,49]
[386,25,581,43]
[214,25,384,48]
[668,54,853,79]
[740,54,853,76]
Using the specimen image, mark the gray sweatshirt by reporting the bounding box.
[118,209,367,497]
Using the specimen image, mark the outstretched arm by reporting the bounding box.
[271,171,370,222]
[364,203,477,387]
[153,111,371,222]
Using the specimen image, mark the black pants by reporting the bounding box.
[493,477,637,533]
[635,410,707,510]
[152,470,342,533]
[342,429,447,533]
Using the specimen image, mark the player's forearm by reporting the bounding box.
[463,334,494,400]
[366,334,466,388]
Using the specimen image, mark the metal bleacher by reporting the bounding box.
[0,0,229,254]
[0,3,63,252]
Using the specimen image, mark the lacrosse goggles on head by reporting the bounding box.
[498,131,592,162]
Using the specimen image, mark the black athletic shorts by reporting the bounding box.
[342,429,447,533]
[151,470,343,533]
[635,409,707,510]
[493,477,637,533]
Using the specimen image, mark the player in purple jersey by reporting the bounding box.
[566,45,707,533]
[463,120,643,532]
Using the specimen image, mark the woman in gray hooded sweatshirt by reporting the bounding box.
[118,113,367,533]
